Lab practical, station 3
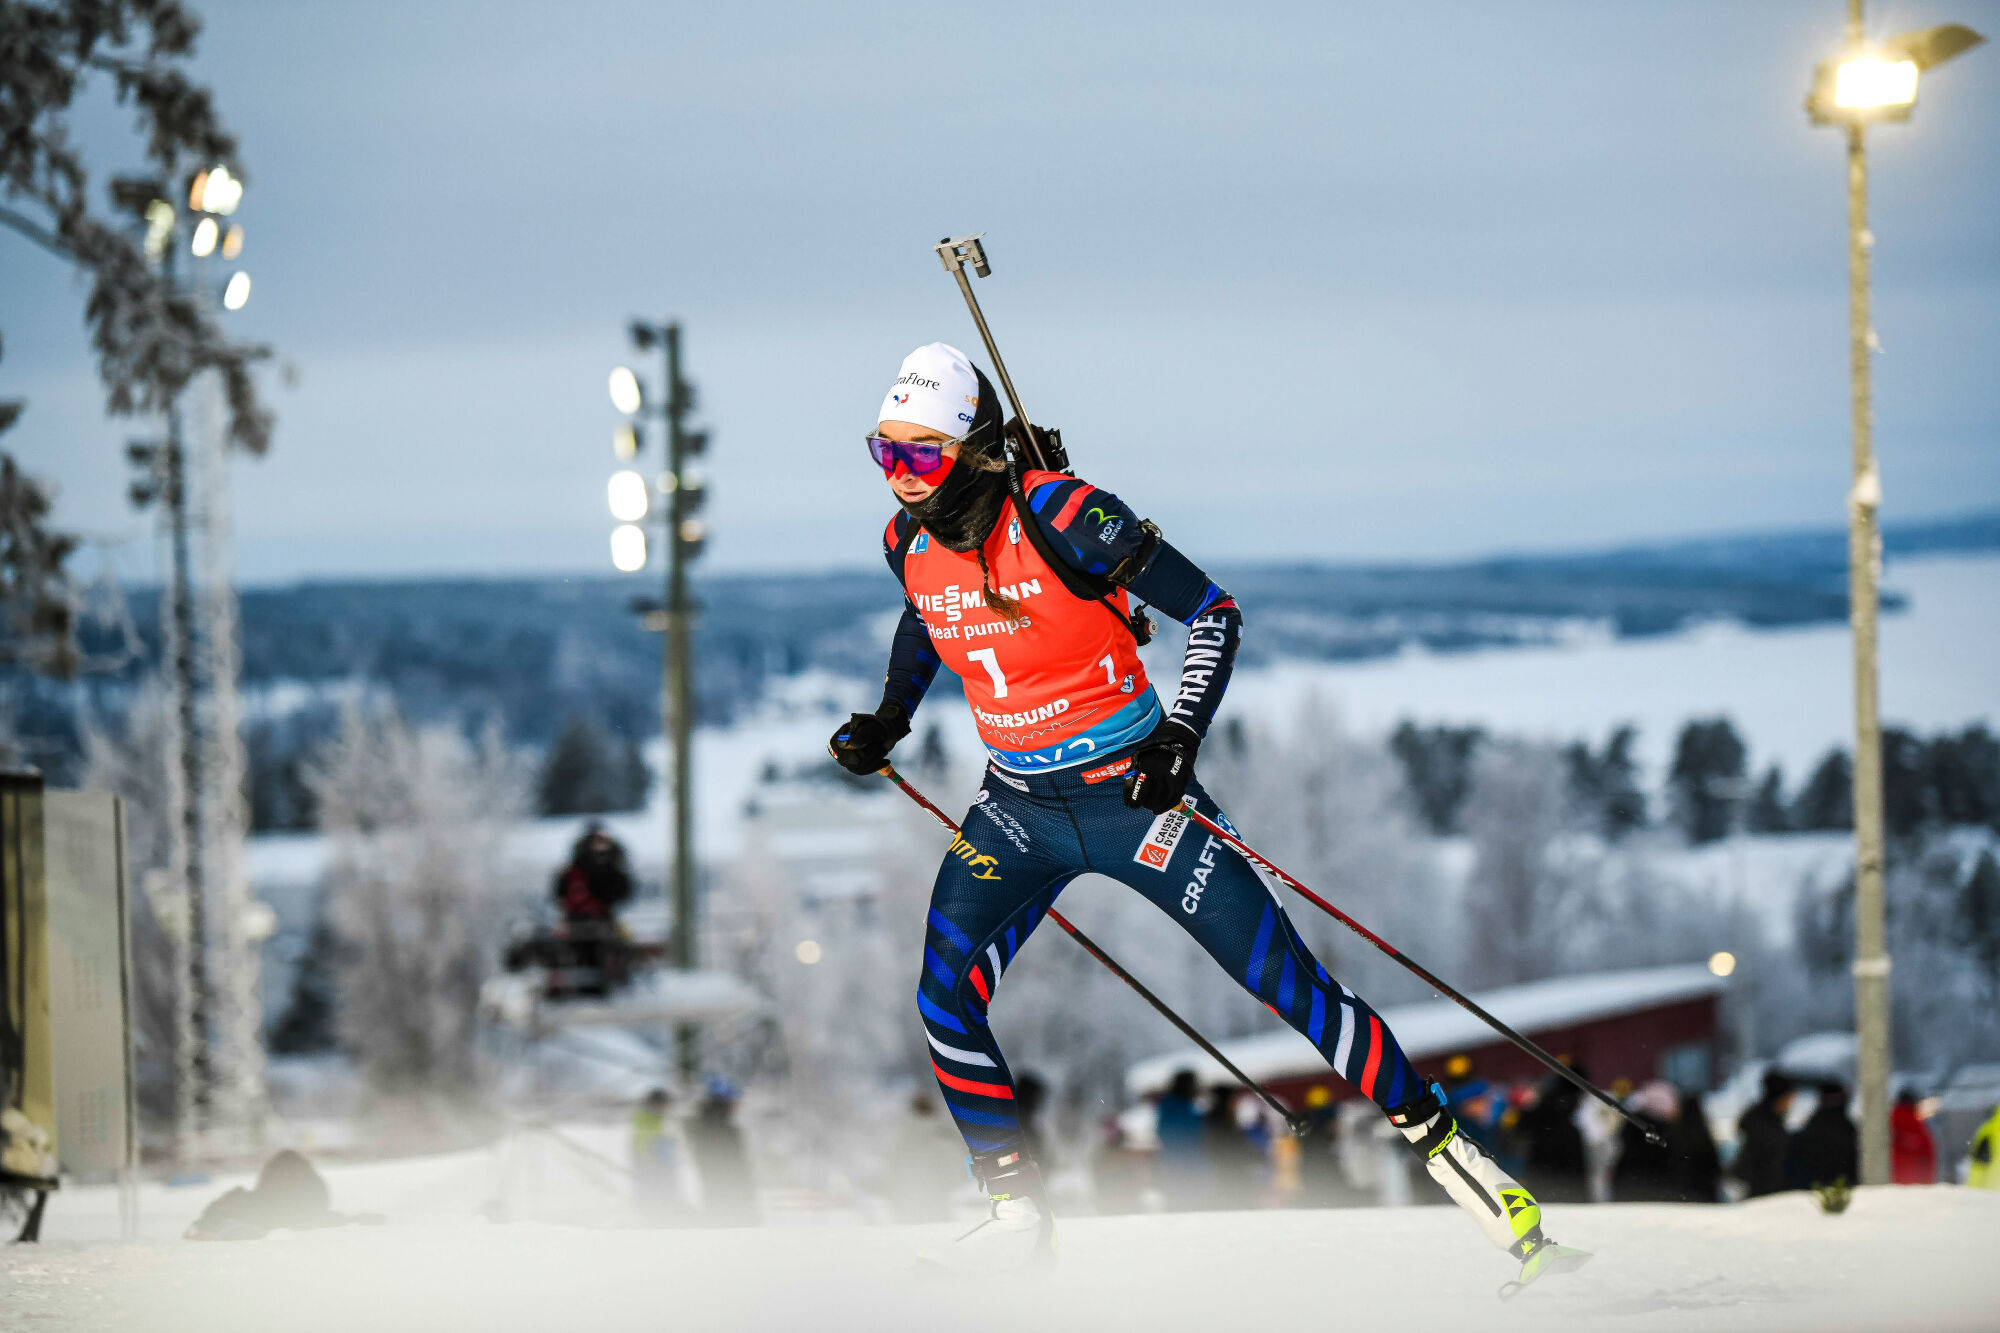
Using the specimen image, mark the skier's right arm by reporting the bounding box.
[879,601,942,721]
[829,523,943,774]
[831,603,934,774]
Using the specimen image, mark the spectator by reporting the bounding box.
[1441,1055,1501,1150]
[1890,1088,1937,1185]
[1203,1087,1264,1209]
[1295,1087,1350,1208]
[1015,1071,1050,1168]
[688,1078,757,1226]
[1787,1081,1859,1191]
[1517,1075,1588,1204]
[1970,1104,2000,1190]
[1673,1088,1723,1203]
[187,1150,380,1240]
[1730,1070,1795,1198]
[1575,1068,1621,1202]
[1154,1070,1211,1210]
[551,822,634,983]
[631,1087,686,1220]
[1611,1081,1680,1202]
[1093,1116,1151,1216]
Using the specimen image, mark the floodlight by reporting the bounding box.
[191,216,219,257]
[613,424,639,459]
[1708,951,1738,978]
[610,523,648,571]
[608,366,643,415]
[608,469,649,522]
[142,199,175,260]
[199,164,243,215]
[221,224,245,260]
[1836,57,1919,108]
[222,271,251,310]
[1807,23,1983,125]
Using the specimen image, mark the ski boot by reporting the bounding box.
[1386,1081,1590,1296]
[916,1149,1056,1276]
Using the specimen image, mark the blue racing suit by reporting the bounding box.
[889,476,1423,1164]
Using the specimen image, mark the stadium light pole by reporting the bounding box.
[114,161,261,1163]
[1805,1,1983,1187]
[609,321,710,1086]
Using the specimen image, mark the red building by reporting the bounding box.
[1126,964,1724,1105]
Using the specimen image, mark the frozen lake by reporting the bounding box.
[1223,552,2000,779]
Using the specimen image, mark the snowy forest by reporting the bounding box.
[52,645,2000,1182]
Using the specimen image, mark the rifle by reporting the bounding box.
[934,236,1071,474]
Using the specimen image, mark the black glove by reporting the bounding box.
[828,705,910,775]
[1122,719,1200,814]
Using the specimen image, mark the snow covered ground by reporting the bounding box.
[8,1161,1997,1331]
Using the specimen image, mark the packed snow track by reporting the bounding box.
[4,1187,1995,1331]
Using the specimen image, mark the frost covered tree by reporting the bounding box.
[1199,696,1453,1010]
[1793,749,1853,832]
[79,679,185,1142]
[536,714,649,815]
[1667,718,1746,844]
[1788,833,2000,1073]
[1563,725,1647,840]
[267,905,339,1056]
[305,706,528,1100]
[1745,765,1790,834]
[1926,726,2000,831]
[1459,740,1584,987]
[715,784,941,1193]
[0,437,80,676]
[1,0,273,668]
[1881,728,1932,840]
[1388,720,1483,835]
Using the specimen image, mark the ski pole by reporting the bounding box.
[879,765,1310,1136]
[1178,804,1667,1147]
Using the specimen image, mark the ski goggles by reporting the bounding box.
[865,435,957,483]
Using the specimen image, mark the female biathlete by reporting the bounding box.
[830,343,1570,1278]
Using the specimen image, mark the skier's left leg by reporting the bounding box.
[1083,767,1554,1262]
[910,768,1085,1272]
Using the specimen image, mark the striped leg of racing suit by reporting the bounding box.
[917,756,1425,1162]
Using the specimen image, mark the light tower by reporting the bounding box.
[119,163,270,1163]
[1804,3,1983,1185]
[606,323,710,1084]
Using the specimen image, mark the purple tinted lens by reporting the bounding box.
[866,437,945,475]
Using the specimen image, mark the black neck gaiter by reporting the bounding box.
[900,450,1007,552]
[897,367,1009,553]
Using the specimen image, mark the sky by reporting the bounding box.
[4,0,1997,584]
